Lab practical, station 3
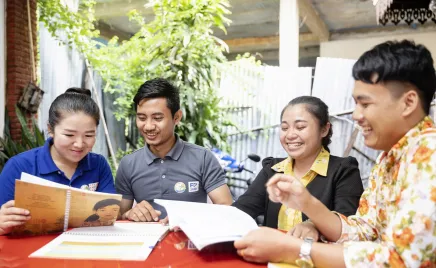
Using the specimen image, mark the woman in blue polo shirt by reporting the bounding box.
[0,88,115,235]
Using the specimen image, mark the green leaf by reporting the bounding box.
[183,32,191,48]
[37,0,237,157]
[15,107,35,146]
[188,130,198,144]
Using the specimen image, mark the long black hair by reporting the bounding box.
[84,199,121,222]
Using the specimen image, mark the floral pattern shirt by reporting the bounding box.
[334,117,436,267]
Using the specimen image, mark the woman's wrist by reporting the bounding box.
[300,194,319,216]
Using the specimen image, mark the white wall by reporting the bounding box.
[0,0,5,138]
[321,31,436,62]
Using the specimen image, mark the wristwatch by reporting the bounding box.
[295,237,314,268]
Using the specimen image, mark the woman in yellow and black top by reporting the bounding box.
[233,96,364,238]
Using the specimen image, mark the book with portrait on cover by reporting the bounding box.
[12,172,122,236]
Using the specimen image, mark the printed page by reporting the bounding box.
[67,189,122,228]
[12,180,67,236]
[155,199,258,250]
[29,222,169,261]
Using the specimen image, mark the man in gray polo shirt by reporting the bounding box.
[116,78,232,221]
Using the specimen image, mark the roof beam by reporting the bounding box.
[330,24,436,41]
[225,33,319,53]
[94,0,280,19]
[297,0,329,41]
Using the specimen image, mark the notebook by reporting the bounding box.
[155,199,259,250]
[12,172,122,236]
[29,222,169,261]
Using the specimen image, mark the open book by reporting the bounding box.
[12,172,122,236]
[29,222,169,261]
[155,199,258,250]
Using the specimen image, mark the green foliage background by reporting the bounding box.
[38,0,234,152]
[0,107,45,171]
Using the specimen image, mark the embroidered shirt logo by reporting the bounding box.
[174,182,186,193]
[80,182,98,191]
[188,181,199,192]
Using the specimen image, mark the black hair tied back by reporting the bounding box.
[65,87,92,97]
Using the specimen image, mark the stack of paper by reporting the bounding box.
[155,199,258,250]
[29,222,169,261]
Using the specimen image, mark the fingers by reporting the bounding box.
[128,201,162,222]
[3,215,31,222]
[236,248,262,263]
[291,222,320,240]
[277,180,304,195]
[266,174,303,198]
[1,200,15,208]
[266,174,295,187]
[140,201,161,221]
[3,207,30,216]
[1,220,26,229]
[0,201,30,216]
[234,238,248,249]
[159,216,169,225]
[233,239,247,249]
[301,228,319,241]
[266,184,282,203]
[291,227,303,239]
[126,209,146,222]
[135,205,153,221]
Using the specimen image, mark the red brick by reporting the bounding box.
[6,0,37,141]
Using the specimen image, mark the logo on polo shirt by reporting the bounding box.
[188,181,199,193]
[174,182,186,193]
[80,182,98,191]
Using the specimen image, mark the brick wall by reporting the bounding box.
[6,0,37,141]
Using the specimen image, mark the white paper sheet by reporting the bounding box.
[155,199,258,250]
[29,222,169,260]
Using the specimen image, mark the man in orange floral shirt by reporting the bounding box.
[234,40,436,268]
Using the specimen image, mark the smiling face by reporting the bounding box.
[136,97,182,151]
[279,104,329,161]
[95,204,120,222]
[49,112,97,166]
[352,80,416,152]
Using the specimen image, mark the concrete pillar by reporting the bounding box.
[279,0,299,68]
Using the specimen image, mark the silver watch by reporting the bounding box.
[295,237,314,268]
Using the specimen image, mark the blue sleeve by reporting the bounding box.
[202,149,227,193]
[95,155,116,194]
[0,158,23,207]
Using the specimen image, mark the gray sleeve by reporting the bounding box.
[115,157,134,200]
[202,149,227,193]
